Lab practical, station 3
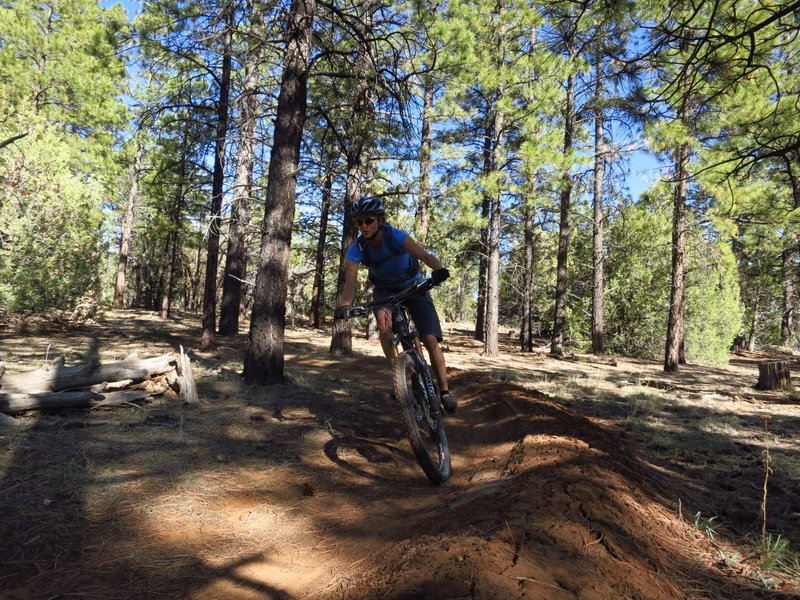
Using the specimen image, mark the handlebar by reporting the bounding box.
[339,277,437,320]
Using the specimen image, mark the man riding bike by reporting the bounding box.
[334,197,458,413]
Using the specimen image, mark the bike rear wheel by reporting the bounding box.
[393,352,451,484]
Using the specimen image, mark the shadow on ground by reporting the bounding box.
[1,310,799,599]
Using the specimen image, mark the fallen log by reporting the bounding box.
[638,379,676,391]
[173,346,198,405]
[0,388,162,414]
[557,353,618,367]
[0,350,198,413]
[0,352,177,394]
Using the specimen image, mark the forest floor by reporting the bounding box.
[3,309,800,599]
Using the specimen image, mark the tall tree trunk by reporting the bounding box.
[309,169,333,328]
[474,111,494,343]
[484,106,503,357]
[484,189,501,357]
[191,245,203,312]
[748,300,759,351]
[520,202,535,352]
[782,245,795,346]
[415,79,433,245]
[591,62,606,354]
[219,2,265,336]
[330,151,364,355]
[664,140,689,372]
[481,15,511,355]
[160,156,187,319]
[243,0,315,385]
[201,4,234,350]
[551,72,575,356]
[114,140,143,309]
[454,277,465,322]
[160,225,176,319]
[330,0,376,356]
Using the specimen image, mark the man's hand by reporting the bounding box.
[334,305,352,320]
[431,268,450,285]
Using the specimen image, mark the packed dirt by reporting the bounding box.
[2,309,800,599]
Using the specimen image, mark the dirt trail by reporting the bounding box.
[0,310,799,599]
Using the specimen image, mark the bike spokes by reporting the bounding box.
[393,352,451,484]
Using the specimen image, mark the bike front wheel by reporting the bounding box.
[393,352,452,484]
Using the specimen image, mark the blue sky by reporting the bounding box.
[103,0,141,19]
[628,151,666,199]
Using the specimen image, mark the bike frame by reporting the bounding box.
[348,278,440,412]
[344,277,451,483]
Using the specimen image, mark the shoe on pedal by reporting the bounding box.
[440,392,458,413]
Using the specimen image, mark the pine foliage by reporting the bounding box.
[0,0,798,368]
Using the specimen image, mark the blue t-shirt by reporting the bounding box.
[346,225,421,288]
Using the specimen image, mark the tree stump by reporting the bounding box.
[755,361,794,391]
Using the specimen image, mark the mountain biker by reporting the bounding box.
[334,197,458,413]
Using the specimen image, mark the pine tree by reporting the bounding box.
[0,0,128,311]
[243,0,315,385]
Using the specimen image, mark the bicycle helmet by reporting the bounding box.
[351,196,385,216]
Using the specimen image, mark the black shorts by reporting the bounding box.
[372,286,443,342]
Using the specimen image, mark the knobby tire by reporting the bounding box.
[393,352,451,484]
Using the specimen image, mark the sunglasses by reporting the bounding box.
[355,217,377,226]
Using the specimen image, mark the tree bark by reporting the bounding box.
[201,4,234,350]
[664,140,689,373]
[415,78,433,245]
[781,246,795,346]
[755,361,794,391]
[0,132,28,151]
[748,300,759,351]
[551,72,575,356]
[0,352,178,394]
[591,60,606,354]
[0,349,197,413]
[520,203,535,352]
[1,389,160,413]
[244,0,315,384]
[160,153,187,319]
[219,1,265,336]
[474,110,494,343]
[309,169,333,328]
[330,151,363,355]
[114,139,143,309]
[483,95,504,357]
[330,0,376,356]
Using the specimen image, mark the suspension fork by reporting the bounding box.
[408,349,439,417]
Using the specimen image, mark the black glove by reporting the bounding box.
[334,305,351,320]
[431,268,450,285]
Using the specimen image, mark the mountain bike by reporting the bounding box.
[341,277,452,484]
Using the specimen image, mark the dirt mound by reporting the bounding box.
[328,371,788,600]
